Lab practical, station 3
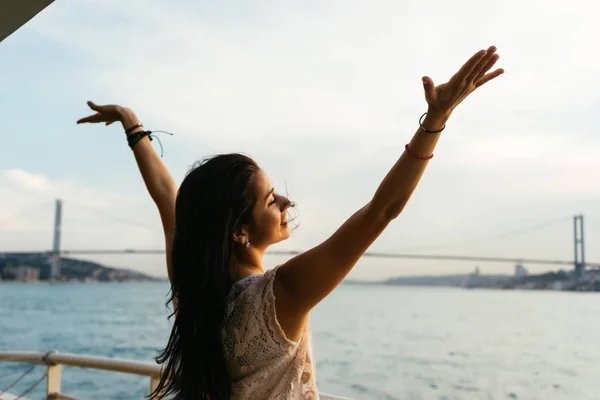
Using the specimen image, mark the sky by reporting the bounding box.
[1,0,599,280]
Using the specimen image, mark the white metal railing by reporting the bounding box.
[0,350,348,399]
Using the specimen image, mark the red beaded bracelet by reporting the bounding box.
[405,144,433,160]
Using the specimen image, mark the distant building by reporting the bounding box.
[515,264,528,278]
[3,266,40,282]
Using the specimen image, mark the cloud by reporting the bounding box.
[2,168,138,208]
[28,0,600,157]
[4,169,50,190]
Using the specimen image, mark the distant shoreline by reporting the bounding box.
[1,254,166,283]
[0,280,169,284]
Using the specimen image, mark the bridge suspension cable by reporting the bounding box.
[66,201,157,232]
[0,200,54,228]
[394,215,572,253]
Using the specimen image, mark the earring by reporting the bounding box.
[245,241,251,248]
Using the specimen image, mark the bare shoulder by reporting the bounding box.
[273,203,386,341]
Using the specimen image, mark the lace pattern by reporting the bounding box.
[222,267,319,399]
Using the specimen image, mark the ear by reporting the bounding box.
[233,226,249,245]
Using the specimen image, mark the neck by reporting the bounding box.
[231,247,265,281]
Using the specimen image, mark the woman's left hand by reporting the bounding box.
[422,46,504,119]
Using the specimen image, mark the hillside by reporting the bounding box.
[0,253,163,282]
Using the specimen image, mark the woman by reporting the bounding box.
[78,46,503,400]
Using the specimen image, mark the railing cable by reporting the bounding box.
[15,371,47,400]
[0,364,36,396]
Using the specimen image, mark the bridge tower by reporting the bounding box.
[50,199,62,279]
[574,214,585,282]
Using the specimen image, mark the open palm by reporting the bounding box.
[423,46,504,115]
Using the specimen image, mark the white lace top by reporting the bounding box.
[221,266,319,399]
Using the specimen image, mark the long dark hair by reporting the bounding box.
[151,154,260,400]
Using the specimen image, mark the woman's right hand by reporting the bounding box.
[77,101,140,132]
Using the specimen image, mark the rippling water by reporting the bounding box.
[1,282,599,399]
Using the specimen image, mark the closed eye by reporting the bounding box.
[265,188,276,206]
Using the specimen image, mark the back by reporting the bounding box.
[221,266,319,399]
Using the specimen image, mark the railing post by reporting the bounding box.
[43,350,61,399]
[46,364,61,398]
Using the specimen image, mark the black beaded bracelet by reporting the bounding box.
[127,130,152,149]
[126,127,174,157]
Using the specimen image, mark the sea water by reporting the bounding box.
[1,283,599,399]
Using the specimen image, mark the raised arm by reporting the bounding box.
[77,103,178,283]
[274,46,504,341]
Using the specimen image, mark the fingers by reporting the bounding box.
[422,76,436,104]
[454,48,488,82]
[87,101,101,111]
[475,68,505,88]
[473,53,500,82]
[77,113,101,124]
[465,46,498,83]
[77,101,102,124]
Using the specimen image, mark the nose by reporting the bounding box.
[276,194,294,212]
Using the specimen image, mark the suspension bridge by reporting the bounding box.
[0,199,593,281]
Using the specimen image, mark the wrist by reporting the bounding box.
[118,108,142,134]
[423,108,451,132]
